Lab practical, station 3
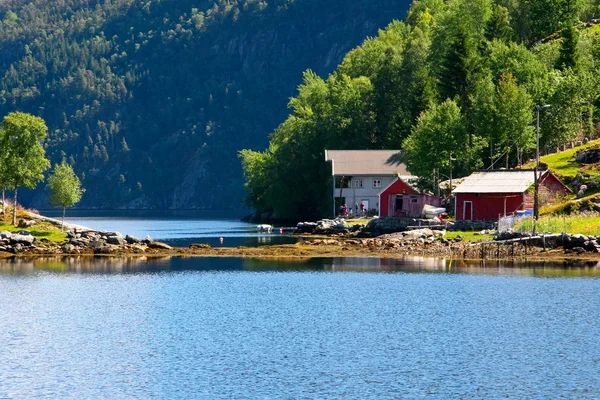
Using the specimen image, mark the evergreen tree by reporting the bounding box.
[485,5,514,42]
[556,23,581,72]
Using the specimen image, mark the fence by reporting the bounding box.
[497,214,535,234]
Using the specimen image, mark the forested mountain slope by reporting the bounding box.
[242,0,600,219]
[0,0,411,209]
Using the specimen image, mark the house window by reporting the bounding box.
[354,179,363,188]
[410,197,418,203]
[373,179,382,188]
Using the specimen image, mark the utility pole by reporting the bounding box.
[449,155,456,193]
[435,169,440,197]
[533,104,551,236]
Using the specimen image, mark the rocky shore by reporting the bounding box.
[0,229,173,256]
[2,214,600,262]
[3,224,600,263]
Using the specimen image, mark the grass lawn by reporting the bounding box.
[1,209,68,243]
[445,231,494,241]
[343,218,371,226]
[0,222,68,243]
[537,138,600,179]
[515,214,600,236]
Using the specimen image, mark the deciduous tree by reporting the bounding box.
[0,112,50,225]
[46,163,85,231]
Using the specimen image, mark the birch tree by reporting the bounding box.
[0,112,50,225]
[47,163,85,230]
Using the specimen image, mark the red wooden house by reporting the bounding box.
[378,176,442,218]
[452,170,571,221]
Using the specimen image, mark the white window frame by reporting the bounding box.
[373,179,382,189]
[410,197,418,204]
[354,179,363,188]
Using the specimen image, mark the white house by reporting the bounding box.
[325,150,414,215]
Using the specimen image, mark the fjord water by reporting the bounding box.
[58,212,298,247]
[1,256,600,399]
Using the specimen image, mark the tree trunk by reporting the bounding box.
[62,207,66,231]
[1,188,4,215]
[12,189,17,226]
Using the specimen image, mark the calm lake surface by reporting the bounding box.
[52,211,298,248]
[1,255,600,399]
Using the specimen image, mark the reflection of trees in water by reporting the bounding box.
[448,259,600,277]
[0,256,173,275]
[329,256,448,272]
[1,256,599,277]
[328,256,600,277]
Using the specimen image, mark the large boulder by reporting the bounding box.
[18,219,37,228]
[9,234,35,246]
[106,235,124,246]
[296,222,318,234]
[62,243,76,253]
[89,240,107,250]
[364,217,444,235]
[148,241,172,250]
[575,148,600,164]
[125,234,141,244]
[377,228,438,242]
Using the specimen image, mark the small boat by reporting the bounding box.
[256,224,273,233]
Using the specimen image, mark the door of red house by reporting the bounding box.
[395,195,403,215]
[463,201,473,220]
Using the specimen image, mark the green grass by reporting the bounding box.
[519,139,600,216]
[515,213,600,236]
[0,223,68,243]
[445,231,494,242]
[538,138,600,179]
[343,218,371,226]
[1,207,68,244]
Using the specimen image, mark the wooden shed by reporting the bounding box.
[452,170,571,222]
[378,176,442,218]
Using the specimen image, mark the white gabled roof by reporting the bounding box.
[324,150,408,176]
[452,170,540,194]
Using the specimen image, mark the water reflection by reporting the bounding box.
[1,256,599,277]
[329,257,600,277]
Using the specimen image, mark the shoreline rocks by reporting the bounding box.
[0,227,173,256]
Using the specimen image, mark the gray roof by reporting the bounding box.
[325,150,408,176]
[452,170,540,194]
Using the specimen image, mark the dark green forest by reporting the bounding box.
[0,0,410,209]
[242,0,600,219]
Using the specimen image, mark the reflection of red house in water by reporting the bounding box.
[452,170,571,222]
[378,175,441,218]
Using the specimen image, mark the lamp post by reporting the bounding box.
[449,154,456,193]
[533,104,551,235]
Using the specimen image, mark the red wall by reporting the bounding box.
[455,193,524,221]
[379,179,440,218]
[540,172,571,198]
[523,174,571,208]
[455,172,571,221]
[380,178,417,217]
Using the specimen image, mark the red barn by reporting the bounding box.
[379,176,442,218]
[452,170,571,221]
